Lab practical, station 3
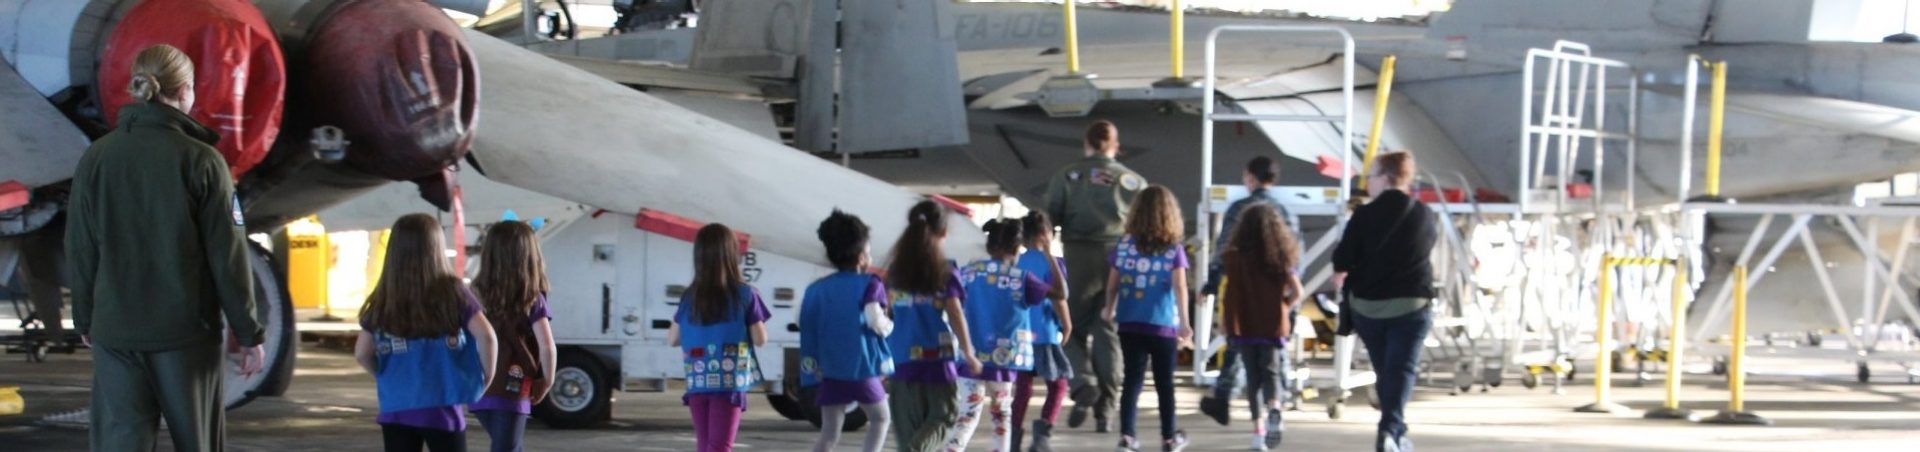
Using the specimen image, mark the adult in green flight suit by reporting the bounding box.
[1044,120,1147,432]
[65,44,265,452]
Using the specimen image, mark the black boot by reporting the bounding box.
[1199,396,1230,426]
[1029,420,1054,452]
[1095,412,1112,433]
[1011,423,1025,452]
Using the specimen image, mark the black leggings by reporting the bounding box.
[1119,332,1179,441]
[382,424,467,452]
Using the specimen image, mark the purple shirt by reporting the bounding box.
[676,287,772,408]
[1113,244,1189,339]
[473,296,553,414]
[892,269,966,384]
[367,288,484,432]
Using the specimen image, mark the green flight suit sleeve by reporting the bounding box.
[64,154,98,336]
[192,152,263,347]
[1045,168,1070,228]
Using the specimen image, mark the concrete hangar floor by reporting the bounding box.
[1,338,1915,450]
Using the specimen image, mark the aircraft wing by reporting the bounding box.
[0,59,88,189]
[1723,92,1920,143]
[460,30,986,267]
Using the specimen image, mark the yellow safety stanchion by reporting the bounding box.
[1063,0,1081,74]
[1576,254,1631,414]
[1705,60,1727,198]
[1703,265,1772,425]
[1645,261,1698,420]
[1168,0,1184,80]
[1360,55,1397,192]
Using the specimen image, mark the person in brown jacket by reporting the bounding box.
[1218,204,1303,451]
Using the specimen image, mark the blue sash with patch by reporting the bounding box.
[373,328,486,413]
[799,272,895,385]
[1113,235,1181,329]
[679,285,760,395]
[961,258,1037,371]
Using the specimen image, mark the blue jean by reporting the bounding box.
[1119,333,1178,441]
[474,410,526,452]
[1353,308,1431,445]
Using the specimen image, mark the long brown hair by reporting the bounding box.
[1228,204,1300,281]
[360,213,467,338]
[473,221,548,323]
[887,201,951,294]
[690,223,744,325]
[1125,185,1183,255]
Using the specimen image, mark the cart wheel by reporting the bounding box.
[1857,361,1870,384]
[1807,332,1823,347]
[1364,390,1380,409]
[1521,372,1541,390]
[1610,350,1627,373]
[1327,398,1344,420]
[30,344,48,363]
[1712,357,1729,376]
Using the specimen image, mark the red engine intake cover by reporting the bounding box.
[98,0,286,179]
[305,0,479,183]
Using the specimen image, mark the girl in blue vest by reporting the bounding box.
[1101,185,1193,452]
[1013,211,1073,452]
[884,201,983,452]
[670,223,771,452]
[949,219,1067,452]
[472,220,557,452]
[801,210,895,452]
[354,213,499,452]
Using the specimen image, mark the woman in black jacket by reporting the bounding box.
[1331,151,1436,452]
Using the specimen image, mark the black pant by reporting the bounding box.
[475,410,526,452]
[1118,333,1178,441]
[382,424,467,452]
[1353,308,1431,446]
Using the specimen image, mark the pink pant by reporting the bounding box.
[688,394,743,452]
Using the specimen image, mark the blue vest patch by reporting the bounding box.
[1113,235,1181,329]
[679,285,760,395]
[799,272,895,386]
[962,259,1037,371]
[1016,250,1063,345]
[888,288,957,364]
[374,328,485,413]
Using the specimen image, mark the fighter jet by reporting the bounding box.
[0,0,985,409]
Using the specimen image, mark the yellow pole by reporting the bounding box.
[1360,55,1398,192]
[1576,255,1620,413]
[1729,264,1748,412]
[1064,0,1081,75]
[1704,264,1770,424]
[1645,259,1694,419]
[1169,0,1184,79]
[1705,61,1727,197]
[1666,263,1687,409]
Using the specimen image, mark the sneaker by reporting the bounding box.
[1163,430,1190,452]
[1249,432,1270,451]
[1263,408,1284,448]
[1115,435,1140,452]
[1199,396,1230,426]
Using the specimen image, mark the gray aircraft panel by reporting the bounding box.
[837,0,969,153]
[0,61,87,188]
[461,30,986,267]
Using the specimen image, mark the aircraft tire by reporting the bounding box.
[535,348,614,429]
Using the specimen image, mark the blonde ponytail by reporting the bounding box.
[126,45,193,104]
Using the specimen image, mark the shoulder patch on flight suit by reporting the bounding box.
[1068,170,1083,182]
[232,194,245,226]
[1089,169,1115,186]
[1120,174,1145,191]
